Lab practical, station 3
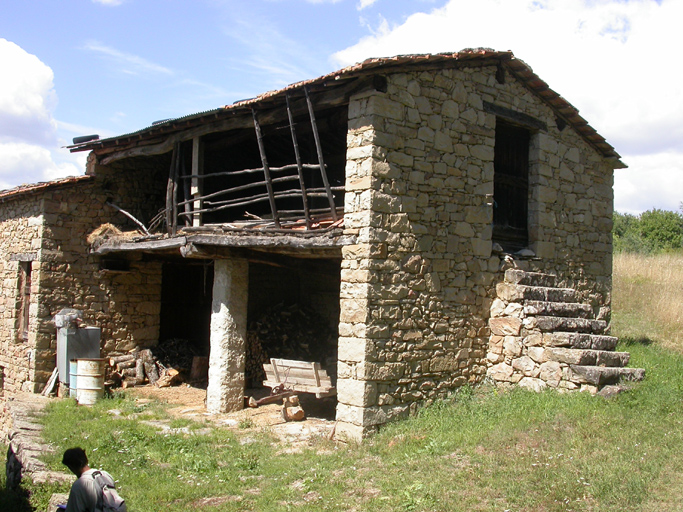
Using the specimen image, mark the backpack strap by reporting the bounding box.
[91,470,105,511]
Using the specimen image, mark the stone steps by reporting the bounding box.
[497,283,580,303]
[505,269,557,288]
[534,316,608,334]
[488,269,645,392]
[534,347,630,367]
[568,366,646,386]
[543,332,619,351]
[525,300,594,319]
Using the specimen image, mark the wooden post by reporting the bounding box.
[286,93,312,229]
[252,109,280,228]
[171,142,180,236]
[181,151,192,227]
[165,145,178,235]
[305,86,338,221]
[191,137,203,227]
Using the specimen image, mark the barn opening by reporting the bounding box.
[245,255,340,419]
[157,260,214,379]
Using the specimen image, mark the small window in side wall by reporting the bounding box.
[16,261,32,342]
[493,120,530,251]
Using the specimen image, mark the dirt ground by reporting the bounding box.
[124,384,338,450]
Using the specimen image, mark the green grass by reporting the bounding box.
[4,253,683,511]
[7,344,680,512]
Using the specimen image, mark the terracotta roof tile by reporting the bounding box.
[67,49,623,166]
[0,175,93,202]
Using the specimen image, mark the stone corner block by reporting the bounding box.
[489,317,522,336]
[337,378,378,407]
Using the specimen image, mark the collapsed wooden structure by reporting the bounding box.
[163,88,343,235]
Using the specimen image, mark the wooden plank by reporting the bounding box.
[313,361,321,387]
[262,358,335,397]
[172,142,180,235]
[252,109,280,228]
[179,163,321,180]
[265,373,330,386]
[262,380,335,397]
[271,357,316,368]
[304,86,338,221]
[177,175,299,207]
[270,360,281,382]
[165,145,178,234]
[286,92,312,229]
[41,367,59,396]
[93,237,187,255]
[264,367,328,384]
[191,137,203,227]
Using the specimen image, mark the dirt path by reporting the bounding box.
[125,384,337,450]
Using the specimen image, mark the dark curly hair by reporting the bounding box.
[62,447,88,472]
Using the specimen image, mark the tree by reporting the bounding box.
[638,209,683,251]
[613,209,683,254]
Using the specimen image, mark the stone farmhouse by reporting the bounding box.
[0,49,643,440]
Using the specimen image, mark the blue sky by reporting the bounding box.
[1,0,681,214]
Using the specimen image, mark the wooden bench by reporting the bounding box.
[262,358,336,398]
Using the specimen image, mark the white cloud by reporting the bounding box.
[0,142,83,191]
[615,152,683,215]
[92,0,124,6]
[0,39,84,190]
[84,41,173,76]
[333,0,683,213]
[358,0,380,10]
[0,38,57,147]
[223,17,323,89]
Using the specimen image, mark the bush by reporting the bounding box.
[614,209,683,254]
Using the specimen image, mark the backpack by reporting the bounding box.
[92,470,127,512]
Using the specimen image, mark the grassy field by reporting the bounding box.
[2,252,682,511]
[612,251,683,353]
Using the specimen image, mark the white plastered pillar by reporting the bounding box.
[206,258,248,413]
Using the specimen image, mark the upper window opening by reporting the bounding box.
[493,120,530,251]
[17,261,32,342]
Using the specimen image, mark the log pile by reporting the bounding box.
[245,303,337,387]
[106,338,207,389]
[152,337,204,371]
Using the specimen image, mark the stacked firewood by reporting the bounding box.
[245,303,337,387]
[107,347,185,389]
[151,337,204,371]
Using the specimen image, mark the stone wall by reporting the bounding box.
[0,158,168,394]
[336,65,615,439]
[2,392,73,489]
[0,196,45,393]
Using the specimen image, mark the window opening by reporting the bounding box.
[493,120,530,250]
[17,261,32,342]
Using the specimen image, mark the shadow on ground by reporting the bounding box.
[0,484,32,512]
[619,335,654,346]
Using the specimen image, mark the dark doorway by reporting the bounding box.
[493,119,530,250]
[159,261,214,356]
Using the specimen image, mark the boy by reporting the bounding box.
[61,447,116,512]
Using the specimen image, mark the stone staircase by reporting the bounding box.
[487,269,645,394]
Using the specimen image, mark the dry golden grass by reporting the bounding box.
[612,251,683,352]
